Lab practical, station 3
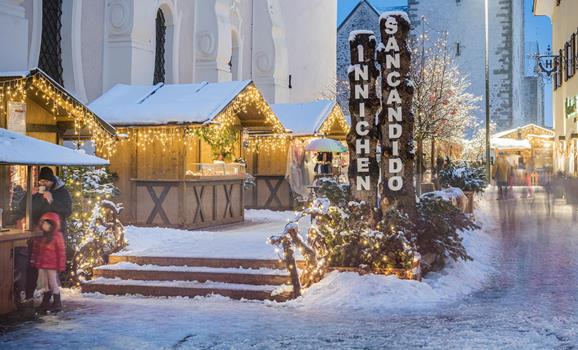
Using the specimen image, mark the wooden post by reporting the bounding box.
[282,238,301,297]
[25,165,33,231]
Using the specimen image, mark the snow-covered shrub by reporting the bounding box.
[314,178,349,207]
[438,163,487,194]
[61,167,126,286]
[415,194,478,272]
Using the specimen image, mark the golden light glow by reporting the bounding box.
[0,73,118,158]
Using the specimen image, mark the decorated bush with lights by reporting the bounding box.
[438,163,487,194]
[61,167,126,286]
[269,179,478,294]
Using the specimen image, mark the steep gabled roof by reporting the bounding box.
[90,80,286,133]
[271,100,349,136]
[338,0,379,31]
[338,0,409,30]
[0,68,116,136]
[90,81,251,126]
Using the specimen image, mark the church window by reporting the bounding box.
[154,9,166,84]
[38,0,63,85]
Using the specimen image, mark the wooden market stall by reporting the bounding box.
[491,123,555,185]
[0,130,109,315]
[245,100,349,210]
[0,70,117,218]
[89,80,286,229]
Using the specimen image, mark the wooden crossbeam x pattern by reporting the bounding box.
[192,186,206,224]
[223,184,234,218]
[144,184,174,225]
[264,178,284,208]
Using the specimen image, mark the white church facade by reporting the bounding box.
[0,0,336,104]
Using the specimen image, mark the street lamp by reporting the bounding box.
[484,0,491,182]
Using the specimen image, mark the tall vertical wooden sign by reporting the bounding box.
[347,31,380,206]
[348,12,416,219]
[377,13,416,218]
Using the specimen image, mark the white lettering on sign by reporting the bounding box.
[353,43,372,192]
[384,16,403,192]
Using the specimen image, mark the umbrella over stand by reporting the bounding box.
[304,138,348,153]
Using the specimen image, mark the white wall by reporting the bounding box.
[280,0,336,103]
[0,0,29,71]
[4,0,336,105]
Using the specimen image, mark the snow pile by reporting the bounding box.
[286,202,496,311]
[379,11,411,25]
[116,209,306,260]
[423,187,465,202]
[348,29,375,42]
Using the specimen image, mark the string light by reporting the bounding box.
[0,72,118,158]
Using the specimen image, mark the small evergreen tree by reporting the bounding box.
[61,167,126,286]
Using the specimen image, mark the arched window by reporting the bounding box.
[154,9,166,84]
[38,0,63,85]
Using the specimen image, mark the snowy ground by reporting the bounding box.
[3,189,578,349]
[116,209,306,259]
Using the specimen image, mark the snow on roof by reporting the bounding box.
[270,100,338,136]
[0,71,28,78]
[491,138,531,150]
[89,80,252,126]
[492,123,555,139]
[0,128,109,166]
[379,11,410,25]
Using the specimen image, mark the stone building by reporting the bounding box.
[336,0,407,115]
[0,0,336,104]
[408,0,543,131]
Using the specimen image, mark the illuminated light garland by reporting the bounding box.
[113,83,287,155]
[0,73,118,158]
[317,105,350,136]
[246,134,291,153]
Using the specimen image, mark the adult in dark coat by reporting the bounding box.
[15,167,72,304]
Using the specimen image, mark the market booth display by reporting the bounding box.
[245,100,349,210]
[90,80,286,229]
[0,129,110,315]
[491,124,555,185]
[0,69,117,218]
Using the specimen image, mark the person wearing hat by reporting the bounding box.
[15,166,72,308]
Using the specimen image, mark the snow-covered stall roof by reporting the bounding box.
[0,69,117,136]
[491,138,531,150]
[89,81,254,126]
[492,123,555,140]
[270,100,348,136]
[0,128,109,166]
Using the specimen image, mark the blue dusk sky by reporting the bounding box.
[337,0,554,127]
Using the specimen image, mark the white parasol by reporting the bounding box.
[304,138,348,153]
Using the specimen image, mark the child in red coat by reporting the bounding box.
[31,212,66,313]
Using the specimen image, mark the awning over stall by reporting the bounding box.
[0,128,109,166]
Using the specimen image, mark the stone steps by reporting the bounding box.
[93,262,291,286]
[82,278,293,302]
[82,256,303,301]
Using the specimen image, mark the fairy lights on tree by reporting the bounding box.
[61,166,126,286]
